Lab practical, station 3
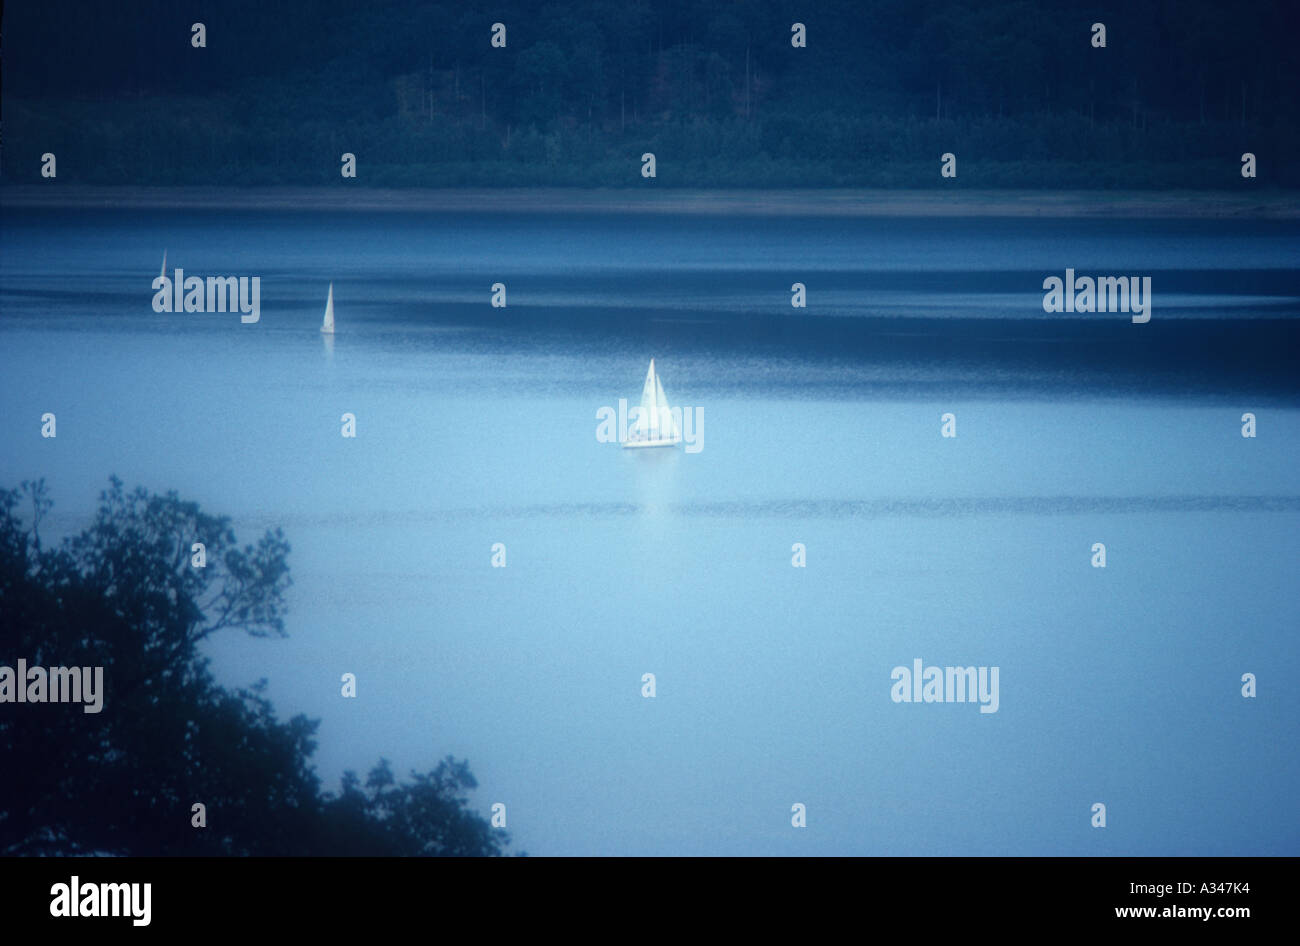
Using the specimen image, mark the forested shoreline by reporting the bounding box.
[3,0,1298,187]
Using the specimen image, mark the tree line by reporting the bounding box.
[2,0,1297,186]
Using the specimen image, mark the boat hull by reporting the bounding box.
[622,438,680,449]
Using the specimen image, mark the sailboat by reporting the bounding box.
[623,358,682,448]
[159,250,166,282]
[321,282,335,334]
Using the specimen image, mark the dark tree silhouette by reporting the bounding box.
[3,0,1297,187]
[0,478,510,856]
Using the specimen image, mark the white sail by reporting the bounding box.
[633,358,658,437]
[160,250,166,281]
[321,282,335,334]
[654,373,681,442]
[624,358,681,447]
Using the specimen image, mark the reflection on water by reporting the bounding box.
[628,445,681,521]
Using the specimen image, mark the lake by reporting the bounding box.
[1,205,1297,855]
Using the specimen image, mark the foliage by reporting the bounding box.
[0,478,510,856]
[2,0,1297,187]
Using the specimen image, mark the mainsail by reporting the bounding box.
[634,359,659,439]
[628,358,681,445]
[321,283,335,334]
[160,250,166,281]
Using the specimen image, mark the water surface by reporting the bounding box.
[2,208,1297,855]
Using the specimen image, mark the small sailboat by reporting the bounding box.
[159,250,166,281]
[623,358,682,448]
[321,282,335,334]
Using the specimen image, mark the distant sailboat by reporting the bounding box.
[321,282,335,334]
[623,358,681,448]
[159,250,166,281]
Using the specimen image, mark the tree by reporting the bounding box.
[0,478,510,856]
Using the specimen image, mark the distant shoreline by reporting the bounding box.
[2,186,1297,218]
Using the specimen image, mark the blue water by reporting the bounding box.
[2,207,1297,855]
